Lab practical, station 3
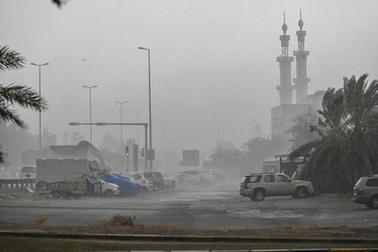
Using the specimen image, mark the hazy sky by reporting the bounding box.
[1,0,378,154]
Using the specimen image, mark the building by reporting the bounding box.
[271,11,325,140]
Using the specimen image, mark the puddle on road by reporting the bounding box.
[227,209,304,219]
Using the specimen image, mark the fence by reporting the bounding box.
[0,179,36,189]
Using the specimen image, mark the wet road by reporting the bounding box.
[0,184,377,229]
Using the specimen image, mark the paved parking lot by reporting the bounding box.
[0,184,377,229]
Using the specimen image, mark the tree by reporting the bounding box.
[290,74,378,193]
[287,110,319,150]
[243,136,287,172]
[0,45,48,164]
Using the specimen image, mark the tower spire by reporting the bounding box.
[277,11,294,105]
[293,9,310,104]
[298,9,304,31]
[282,11,288,35]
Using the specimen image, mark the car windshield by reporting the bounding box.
[1,1,378,250]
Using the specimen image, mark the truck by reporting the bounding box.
[36,159,119,199]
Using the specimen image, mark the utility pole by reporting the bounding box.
[138,46,153,170]
[115,101,127,145]
[116,101,128,172]
[133,110,143,145]
[82,85,98,144]
[30,62,49,150]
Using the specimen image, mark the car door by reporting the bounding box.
[263,174,276,196]
[275,174,292,195]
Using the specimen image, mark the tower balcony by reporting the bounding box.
[276,85,294,91]
[276,56,294,62]
[293,77,311,84]
[293,50,309,56]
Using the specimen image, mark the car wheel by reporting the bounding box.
[252,189,266,201]
[367,196,378,209]
[296,187,308,198]
[103,189,114,197]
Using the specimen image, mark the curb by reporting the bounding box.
[0,230,378,245]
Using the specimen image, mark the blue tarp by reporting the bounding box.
[101,172,137,196]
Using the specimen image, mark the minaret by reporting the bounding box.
[276,12,294,105]
[293,10,310,104]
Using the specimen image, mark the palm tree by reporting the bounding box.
[290,74,378,192]
[0,45,48,163]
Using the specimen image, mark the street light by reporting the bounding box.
[82,85,98,144]
[115,101,127,146]
[133,110,143,145]
[138,46,153,170]
[30,62,49,150]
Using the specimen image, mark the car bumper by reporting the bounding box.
[239,189,252,197]
[352,194,369,204]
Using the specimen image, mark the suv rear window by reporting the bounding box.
[242,175,261,183]
[366,178,378,187]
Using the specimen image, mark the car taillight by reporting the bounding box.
[354,187,364,195]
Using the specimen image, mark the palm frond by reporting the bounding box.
[0,84,48,111]
[289,140,319,160]
[0,103,24,127]
[0,46,25,71]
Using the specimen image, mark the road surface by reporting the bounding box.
[0,184,377,229]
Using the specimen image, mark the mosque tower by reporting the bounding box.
[293,10,310,104]
[276,12,294,105]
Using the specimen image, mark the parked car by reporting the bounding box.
[142,171,165,190]
[239,172,314,201]
[163,177,176,189]
[352,175,378,209]
[100,179,120,197]
[100,172,137,196]
[131,173,154,192]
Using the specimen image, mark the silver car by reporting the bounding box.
[239,173,314,201]
[353,175,378,209]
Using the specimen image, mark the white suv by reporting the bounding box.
[239,173,314,201]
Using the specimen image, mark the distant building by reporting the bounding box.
[271,11,325,140]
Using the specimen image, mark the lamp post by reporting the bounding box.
[115,101,128,146]
[30,62,49,150]
[133,110,143,145]
[138,46,153,170]
[82,85,98,144]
